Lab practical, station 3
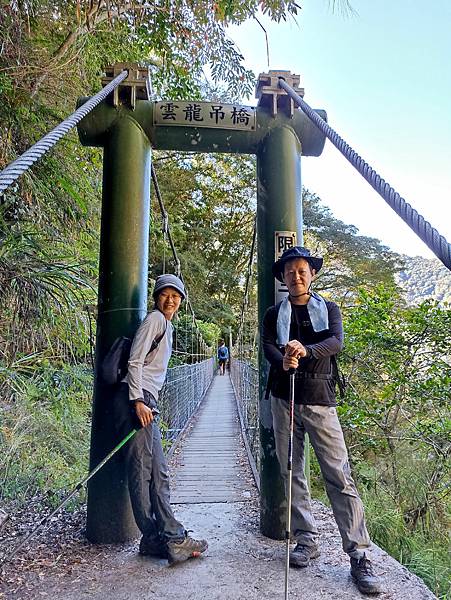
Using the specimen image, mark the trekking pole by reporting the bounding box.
[0,428,137,566]
[284,368,296,600]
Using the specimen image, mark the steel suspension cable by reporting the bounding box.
[0,71,128,195]
[278,77,451,271]
[151,165,180,275]
[236,218,257,353]
[150,164,208,359]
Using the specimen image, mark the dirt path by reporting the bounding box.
[1,497,435,600]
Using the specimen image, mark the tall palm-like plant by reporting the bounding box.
[0,230,95,361]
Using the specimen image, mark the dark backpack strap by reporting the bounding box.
[331,354,346,398]
[147,318,168,355]
[265,365,274,400]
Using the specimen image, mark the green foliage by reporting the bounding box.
[0,364,92,505]
[332,286,451,597]
[0,228,96,361]
[197,319,222,347]
[0,0,299,109]
[361,488,450,599]
[342,288,450,500]
[306,280,450,598]
[151,152,257,333]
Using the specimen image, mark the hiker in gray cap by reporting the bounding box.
[262,247,380,595]
[114,274,207,564]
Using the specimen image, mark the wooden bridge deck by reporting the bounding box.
[171,372,251,504]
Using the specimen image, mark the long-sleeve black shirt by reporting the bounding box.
[262,300,344,405]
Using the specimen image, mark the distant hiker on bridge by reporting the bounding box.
[262,246,381,595]
[113,274,208,564]
[217,340,229,375]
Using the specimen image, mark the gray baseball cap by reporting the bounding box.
[152,274,186,300]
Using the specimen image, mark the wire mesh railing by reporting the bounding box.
[159,357,215,447]
[230,358,260,482]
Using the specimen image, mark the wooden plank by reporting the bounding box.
[171,373,254,504]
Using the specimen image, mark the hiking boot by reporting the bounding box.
[289,544,320,568]
[139,535,168,559]
[167,535,208,565]
[350,554,381,595]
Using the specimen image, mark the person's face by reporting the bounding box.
[156,287,182,320]
[282,258,315,298]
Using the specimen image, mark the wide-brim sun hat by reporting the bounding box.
[272,246,323,282]
[153,274,186,300]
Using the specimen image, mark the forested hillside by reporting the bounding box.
[397,256,451,305]
[0,2,449,598]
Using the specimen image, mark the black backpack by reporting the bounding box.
[100,336,132,385]
[100,319,167,385]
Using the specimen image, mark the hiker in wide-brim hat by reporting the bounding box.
[272,246,323,282]
[261,246,381,595]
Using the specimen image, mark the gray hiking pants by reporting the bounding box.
[271,395,371,559]
[114,383,185,543]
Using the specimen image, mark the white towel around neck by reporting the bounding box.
[276,292,329,346]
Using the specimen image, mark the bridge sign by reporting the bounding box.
[154,101,256,131]
[274,230,297,303]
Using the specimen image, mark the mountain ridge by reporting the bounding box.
[396,255,451,305]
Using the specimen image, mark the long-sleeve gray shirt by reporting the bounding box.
[124,310,172,402]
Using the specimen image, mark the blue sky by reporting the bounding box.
[227,1,451,259]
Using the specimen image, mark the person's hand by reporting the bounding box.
[282,340,307,372]
[285,340,307,358]
[283,354,299,371]
[135,401,154,428]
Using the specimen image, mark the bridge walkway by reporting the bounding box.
[170,372,250,504]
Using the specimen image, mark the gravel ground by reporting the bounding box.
[0,497,437,600]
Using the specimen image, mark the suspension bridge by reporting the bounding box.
[0,64,448,599]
